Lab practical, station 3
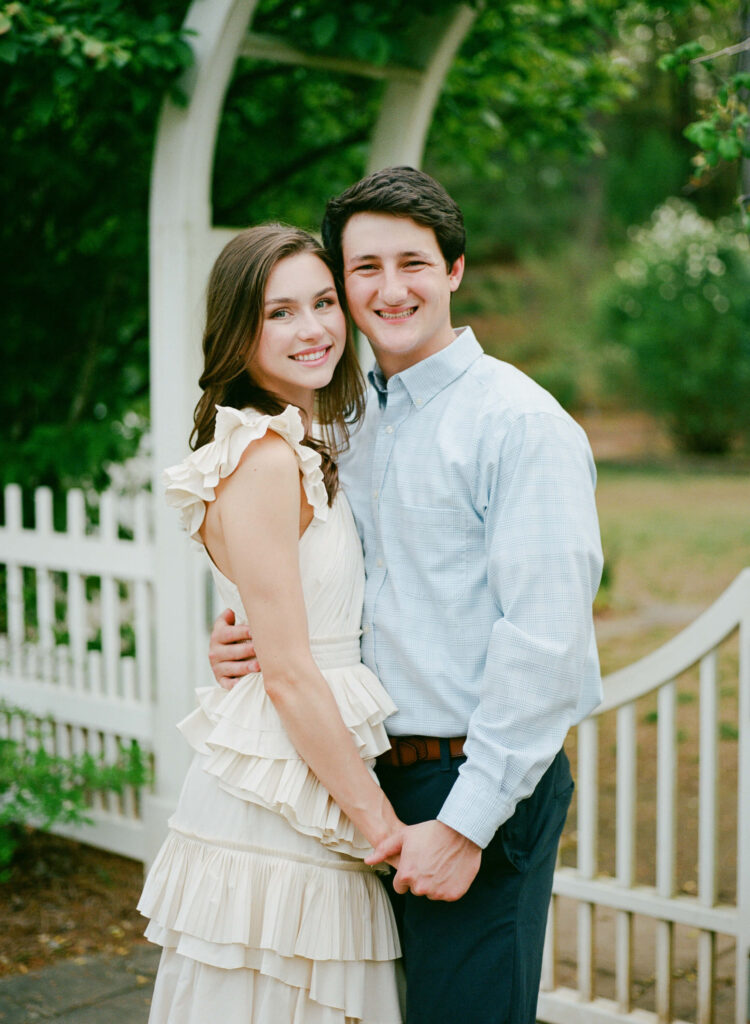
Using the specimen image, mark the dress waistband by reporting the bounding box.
[310,634,362,669]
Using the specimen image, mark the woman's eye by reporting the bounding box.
[269,309,289,319]
[315,297,336,310]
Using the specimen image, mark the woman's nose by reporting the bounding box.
[297,310,325,339]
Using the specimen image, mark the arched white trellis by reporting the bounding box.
[145,0,477,858]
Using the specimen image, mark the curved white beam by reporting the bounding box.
[367,4,477,172]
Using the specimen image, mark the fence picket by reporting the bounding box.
[655,680,676,1021]
[697,651,719,1024]
[134,492,152,703]
[66,490,88,692]
[99,492,120,698]
[615,703,636,1012]
[577,715,598,1001]
[4,485,25,676]
[34,488,56,682]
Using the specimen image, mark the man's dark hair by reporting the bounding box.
[321,166,465,276]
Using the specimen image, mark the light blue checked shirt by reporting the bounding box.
[339,327,603,848]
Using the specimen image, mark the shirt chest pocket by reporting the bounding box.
[387,505,470,600]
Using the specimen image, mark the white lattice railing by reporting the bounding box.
[0,483,156,860]
[539,569,750,1024]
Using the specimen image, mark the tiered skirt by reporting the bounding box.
[138,646,402,1024]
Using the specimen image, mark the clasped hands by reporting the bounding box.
[209,609,482,901]
[367,819,481,901]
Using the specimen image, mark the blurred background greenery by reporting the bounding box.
[1,0,749,496]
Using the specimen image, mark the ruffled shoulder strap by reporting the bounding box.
[162,405,328,543]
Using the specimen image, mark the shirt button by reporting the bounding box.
[415,397,423,407]
[362,624,370,635]
[376,558,384,568]
[372,490,379,499]
[385,425,394,434]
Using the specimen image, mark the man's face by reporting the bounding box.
[341,212,464,378]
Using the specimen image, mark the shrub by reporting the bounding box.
[597,199,750,454]
[0,701,151,878]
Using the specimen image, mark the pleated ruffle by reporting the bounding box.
[163,404,328,545]
[148,945,402,1024]
[139,830,401,1023]
[177,664,397,859]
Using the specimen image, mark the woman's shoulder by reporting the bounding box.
[163,404,328,541]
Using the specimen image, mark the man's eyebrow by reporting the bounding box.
[264,285,336,306]
[346,249,432,263]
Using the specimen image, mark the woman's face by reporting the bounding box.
[248,251,347,417]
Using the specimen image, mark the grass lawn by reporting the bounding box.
[594,464,750,671]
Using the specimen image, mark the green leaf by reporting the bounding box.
[0,36,18,62]
[684,120,717,150]
[717,134,741,162]
[350,27,389,65]
[0,13,12,35]
[311,13,338,48]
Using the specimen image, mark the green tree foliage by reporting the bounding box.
[0,0,735,490]
[596,199,750,453]
[658,3,750,220]
[0,1,193,491]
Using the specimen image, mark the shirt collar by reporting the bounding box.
[367,327,483,409]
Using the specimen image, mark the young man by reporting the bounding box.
[209,167,603,1024]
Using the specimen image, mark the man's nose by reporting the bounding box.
[380,268,409,306]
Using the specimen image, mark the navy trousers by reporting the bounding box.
[377,747,573,1024]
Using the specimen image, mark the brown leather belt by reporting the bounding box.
[376,735,465,768]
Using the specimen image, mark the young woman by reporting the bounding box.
[138,225,403,1024]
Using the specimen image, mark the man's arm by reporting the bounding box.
[209,609,259,687]
[370,410,602,897]
[437,410,602,846]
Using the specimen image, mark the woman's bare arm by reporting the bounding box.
[211,433,402,851]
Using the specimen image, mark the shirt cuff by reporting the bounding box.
[436,773,513,849]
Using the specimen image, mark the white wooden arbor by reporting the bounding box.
[145,0,477,856]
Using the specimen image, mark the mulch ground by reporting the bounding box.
[0,829,149,977]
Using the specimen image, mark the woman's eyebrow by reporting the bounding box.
[265,285,336,306]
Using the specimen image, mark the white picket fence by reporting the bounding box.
[0,482,748,1023]
[0,483,156,860]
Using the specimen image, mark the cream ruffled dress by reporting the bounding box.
[138,405,402,1024]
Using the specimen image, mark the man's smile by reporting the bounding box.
[376,307,417,321]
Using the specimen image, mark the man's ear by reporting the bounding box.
[448,254,465,293]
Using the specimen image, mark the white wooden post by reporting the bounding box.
[145,0,262,865]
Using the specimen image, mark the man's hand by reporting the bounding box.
[366,820,481,901]
[209,609,259,690]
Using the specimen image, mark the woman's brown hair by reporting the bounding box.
[191,224,365,503]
